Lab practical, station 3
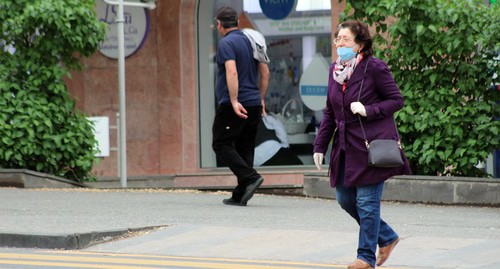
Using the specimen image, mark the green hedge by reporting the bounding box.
[343,0,500,176]
[0,0,106,181]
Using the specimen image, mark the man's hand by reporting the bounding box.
[261,100,266,117]
[232,101,248,119]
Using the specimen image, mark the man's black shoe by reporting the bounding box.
[223,198,247,206]
[241,177,264,204]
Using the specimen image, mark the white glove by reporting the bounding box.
[313,153,324,171]
[350,102,367,117]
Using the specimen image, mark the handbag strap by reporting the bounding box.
[356,59,401,149]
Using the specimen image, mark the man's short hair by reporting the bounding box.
[215,6,238,28]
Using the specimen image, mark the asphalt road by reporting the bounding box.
[0,188,499,268]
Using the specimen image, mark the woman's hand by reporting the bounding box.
[313,153,324,171]
[350,102,367,117]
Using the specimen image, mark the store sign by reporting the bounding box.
[301,85,327,96]
[254,16,331,36]
[259,0,295,20]
[300,54,330,111]
[95,0,149,59]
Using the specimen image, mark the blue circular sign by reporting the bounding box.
[259,0,295,20]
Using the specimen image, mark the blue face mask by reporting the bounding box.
[337,46,357,61]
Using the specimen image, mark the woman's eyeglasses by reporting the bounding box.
[333,36,354,45]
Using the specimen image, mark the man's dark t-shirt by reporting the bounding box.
[215,29,261,107]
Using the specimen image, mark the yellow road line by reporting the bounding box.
[0,253,344,269]
[0,252,411,269]
[0,259,163,269]
[50,251,345,268]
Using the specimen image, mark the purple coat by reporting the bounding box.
[314,56,411,188]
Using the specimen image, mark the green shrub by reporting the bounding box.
[343,0,500,176]
[0,0,106,181]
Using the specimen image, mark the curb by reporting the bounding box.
[0,169,85,188]
[303,173,500,206]
[0,225,167,250]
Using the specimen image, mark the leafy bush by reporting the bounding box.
[0,0,106,181]
[343,0,500,176]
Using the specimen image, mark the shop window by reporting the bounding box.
[197,0,331,168]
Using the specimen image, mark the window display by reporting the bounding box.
[198,0,332,167]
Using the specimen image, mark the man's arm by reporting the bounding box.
[225,60,248,119]
[258,62,270,116]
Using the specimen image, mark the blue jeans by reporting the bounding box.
[336,153,398,267]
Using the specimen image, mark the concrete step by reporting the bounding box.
[303,172,500,207]
[86,172,305,197]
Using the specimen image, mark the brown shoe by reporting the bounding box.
[376,237,400,266]
[347,259,374,269]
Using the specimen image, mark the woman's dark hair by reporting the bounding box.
[335,20,373,57]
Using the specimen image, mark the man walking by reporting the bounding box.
[212,6,270,206]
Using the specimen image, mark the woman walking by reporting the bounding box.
[313,20,411,269]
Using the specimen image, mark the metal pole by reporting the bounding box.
[102,0,156,9]
[100,0,157,187]
[117,0,127,188]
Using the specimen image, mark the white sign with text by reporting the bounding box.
[254,16,331,36]
[95,0,149,58]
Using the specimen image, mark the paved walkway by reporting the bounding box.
[0,188,499,268]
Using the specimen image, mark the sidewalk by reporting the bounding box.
[1,188,499,268]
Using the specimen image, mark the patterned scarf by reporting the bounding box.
[333,53,364,92]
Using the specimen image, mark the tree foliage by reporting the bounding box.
[342,0,500,176]
[0,0,106,181]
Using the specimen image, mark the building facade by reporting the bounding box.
[67,0,346,184]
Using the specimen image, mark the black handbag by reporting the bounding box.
[356,60,404,168]
[366,139,403,167]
